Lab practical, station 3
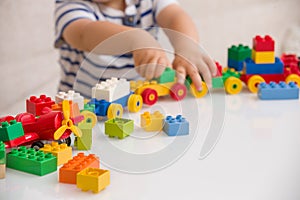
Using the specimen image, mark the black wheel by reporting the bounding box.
[31,141,44,150]
[58,137,72,146]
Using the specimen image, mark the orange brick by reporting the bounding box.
[59,153,99,184]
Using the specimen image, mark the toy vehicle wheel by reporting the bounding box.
[107,103,123,119]
[285,74,300,87]
[247,75,265,93]
[80,110,97,128]
[190,82,208,98]
[224,77,243,95]
[170,83,187,100]
[58,137,72,146]
[31,141,44,150]
[141,88,158,105]
[128,94,143,112]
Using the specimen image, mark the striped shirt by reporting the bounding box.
[54,0,178,98]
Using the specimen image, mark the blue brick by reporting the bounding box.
[228,59,244,71]
[258,81,299,100]
[163,115,189,136]
[89,99,110,117]
[112,92,132,107]
[245,57,284,74]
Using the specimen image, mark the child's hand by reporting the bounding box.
[172,46,217,91]
[133,48,171,80]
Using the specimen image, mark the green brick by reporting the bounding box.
[228,44,251,61]
[76,119,93,150]
[105,118,134,139]
[212,77,224,88]
[222,68,241,82]
[0,120,24,142]
[154,67,175,83]
[82,103,95,113]
[0,141,5,165]
[6,146,57,176]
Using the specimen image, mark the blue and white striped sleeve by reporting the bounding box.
[54,1,98,48]
[153,0,178,18]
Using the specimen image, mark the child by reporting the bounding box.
[55,0,217,98]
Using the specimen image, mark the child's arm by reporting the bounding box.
[63,19,170,80]
[156,4,217,90]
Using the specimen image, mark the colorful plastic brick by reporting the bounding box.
[228,44,251,61]
[77,168,110,193]
[26,94,55,116]
[252,50,275,64]
[92,77,130,102]
[281,53,299,68]
[0,120,24,142]
[244,57,284,75]
[253,35,275,51]
[59,153,100,184]
[140,111,164,132]
[6,146,57,176]
[222,68,241,81]
[104,118,134,139]
[0,141,5,179]
[75,118,93,150]
[83,103,95,113]
[227,59,244,71]
[154,67,175,83]
[215,62,223,77]
[258,81,299,100]
[212,77,224,88]
[56,90,84,110]
[40,142,72,166]
[163,115,189,136]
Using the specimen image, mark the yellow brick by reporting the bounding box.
[77,168,110,193]
[40,142,72,166]
[141,111,164,132]
[252,50,275,64]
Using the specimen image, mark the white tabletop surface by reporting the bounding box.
[1,88,300,200]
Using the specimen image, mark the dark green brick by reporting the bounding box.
[228,44,251,61]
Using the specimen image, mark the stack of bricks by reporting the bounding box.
[244,35,283,75]
[227,44,251,71]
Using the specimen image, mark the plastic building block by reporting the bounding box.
[228,59,244,71]
[59,153,100,184]
[92,77,130,102]
[253,35,275,51]
[240,74,284,85]
[252,50,275,64]
[215,62,223,77]
[228,44,252,61]
[77,168,110,193]
[6,146,57,176]
[0,141,5,179]
[212,77,224,88]
[104,118,134,139]
[83,103,95,113]
[244,57,284,75]
[258,81,299,100]
[222,68,241,82]
[154,67,175,83]
[163,115,189,136]
[40,142,72,166]
[56,90,84,110]
[75,119,93,150]
[281,53,299,68]
[0,120,24,142]
[26,94,55,116]
[140,111,164,132]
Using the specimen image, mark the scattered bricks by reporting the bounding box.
[0,120,24,142]
[252,50,275,64]
[6,146,57,176]
[253,35,275,51]
[140,111,164,132]
[26,94,55,116]
[59,153,100,184]
[77,168,110,193]
[228,44,252,61]
[0,141,5,179]
[163,115,189,136]
[40,142,72,166]
[244,57,284,75]
[154,67,175,83]
[104,118,134,139]
[75,118,93,150]
[56,90,84,110]
[258,81,299,100]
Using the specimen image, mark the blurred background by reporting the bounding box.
[0,0,300,114]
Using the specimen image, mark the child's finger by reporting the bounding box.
[186,65,203,91]
[204,55,217,77]
[197,60,212,89]
[173,65,186,85]
[154,57,169,78]
[136,65,146,78]
[145,62,157,80]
